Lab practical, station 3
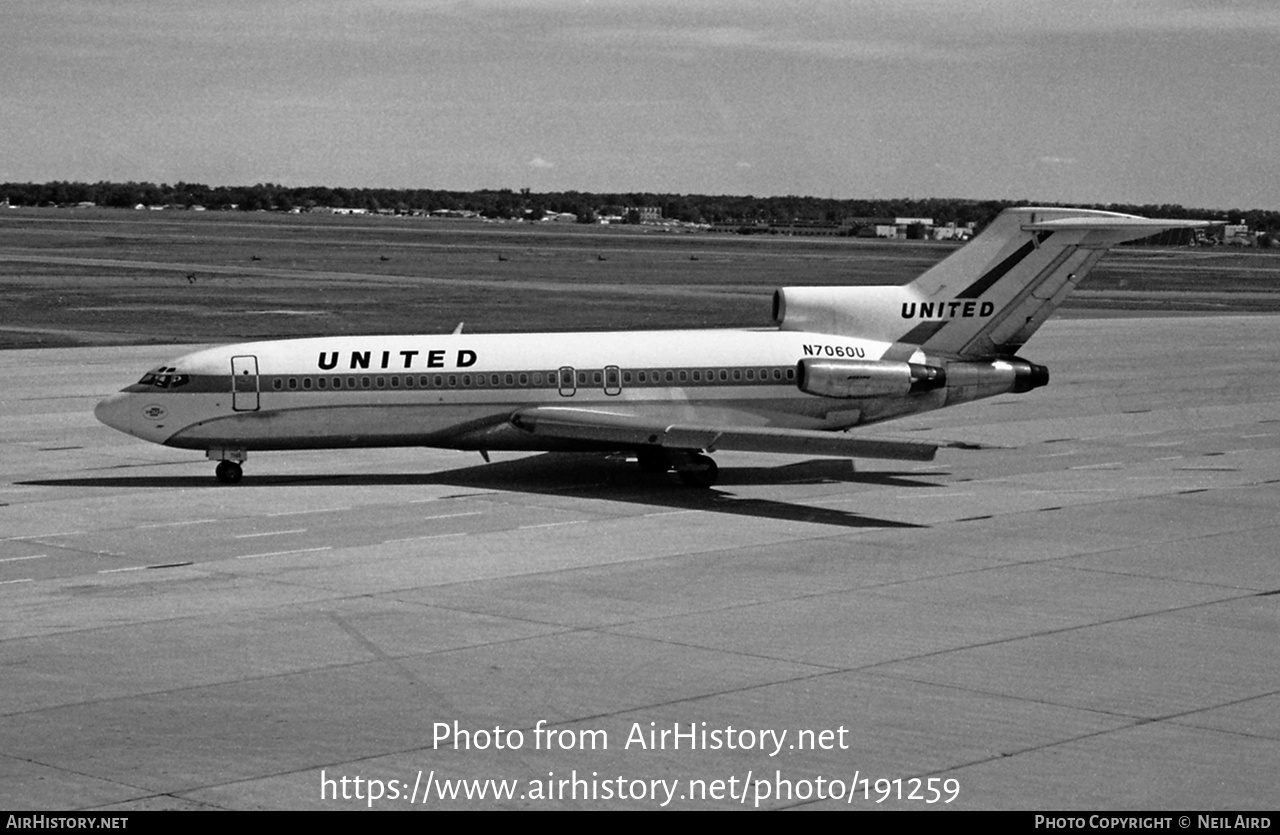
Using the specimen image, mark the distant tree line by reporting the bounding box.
[3,180,1276,235]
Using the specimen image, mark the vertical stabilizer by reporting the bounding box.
[774,208,1208,358]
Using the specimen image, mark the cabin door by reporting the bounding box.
[558,366,576,397]
[231,355,260,411]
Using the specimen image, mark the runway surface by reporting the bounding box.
[2,315,1277,810]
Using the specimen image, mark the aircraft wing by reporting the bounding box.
[509,406,937,462]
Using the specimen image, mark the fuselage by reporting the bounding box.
[94,327,971,453]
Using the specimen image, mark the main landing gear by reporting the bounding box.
[635,449,719,488]
[208,448,247,484]
[676,454,718,488]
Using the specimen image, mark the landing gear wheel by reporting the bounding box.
[676,454,718,488]
[215,460,243,484]
[636,448,672,473]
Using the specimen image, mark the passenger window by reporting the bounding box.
[692,370,701,382]
[678,370,687,382]
[303,378,312,389]
[390,376,399,388]
[361,377,370,388]
[288,378,298,390]
[273,379,282,390]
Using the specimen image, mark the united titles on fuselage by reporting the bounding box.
[317,348,478,371]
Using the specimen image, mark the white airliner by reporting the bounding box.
[95,207,1206,486]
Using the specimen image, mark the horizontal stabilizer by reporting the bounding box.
[510,406,937,462]
[1022,216,1210,230]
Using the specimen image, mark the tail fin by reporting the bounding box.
[774,208,1208,358]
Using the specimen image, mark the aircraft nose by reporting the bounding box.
[94,392,133,435]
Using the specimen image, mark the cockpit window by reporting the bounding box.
[137,368,189,389]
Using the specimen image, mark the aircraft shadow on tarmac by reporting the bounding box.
[24,455,943,529]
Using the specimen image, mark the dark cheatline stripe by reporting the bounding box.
[897,321,947,346]
[879,342,922,362]
[127,366,800,396]
[955,231,1053,299]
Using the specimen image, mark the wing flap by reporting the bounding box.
[510,407,937,462]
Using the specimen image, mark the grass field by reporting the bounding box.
[3,207,1278,349]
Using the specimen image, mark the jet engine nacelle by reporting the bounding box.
[798,357,1046,402]
[774,286,917,345]
[941,358,1049,405]
[797,358,946,399]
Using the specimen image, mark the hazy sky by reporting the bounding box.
[4,1,1278,209]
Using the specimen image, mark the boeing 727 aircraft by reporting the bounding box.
[95,207,1206,486]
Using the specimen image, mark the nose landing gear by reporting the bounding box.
[207,448,247,484]
[215,461,243,484]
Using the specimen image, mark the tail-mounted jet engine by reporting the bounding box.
[796,358,946,398]
[796,357,1047,401]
